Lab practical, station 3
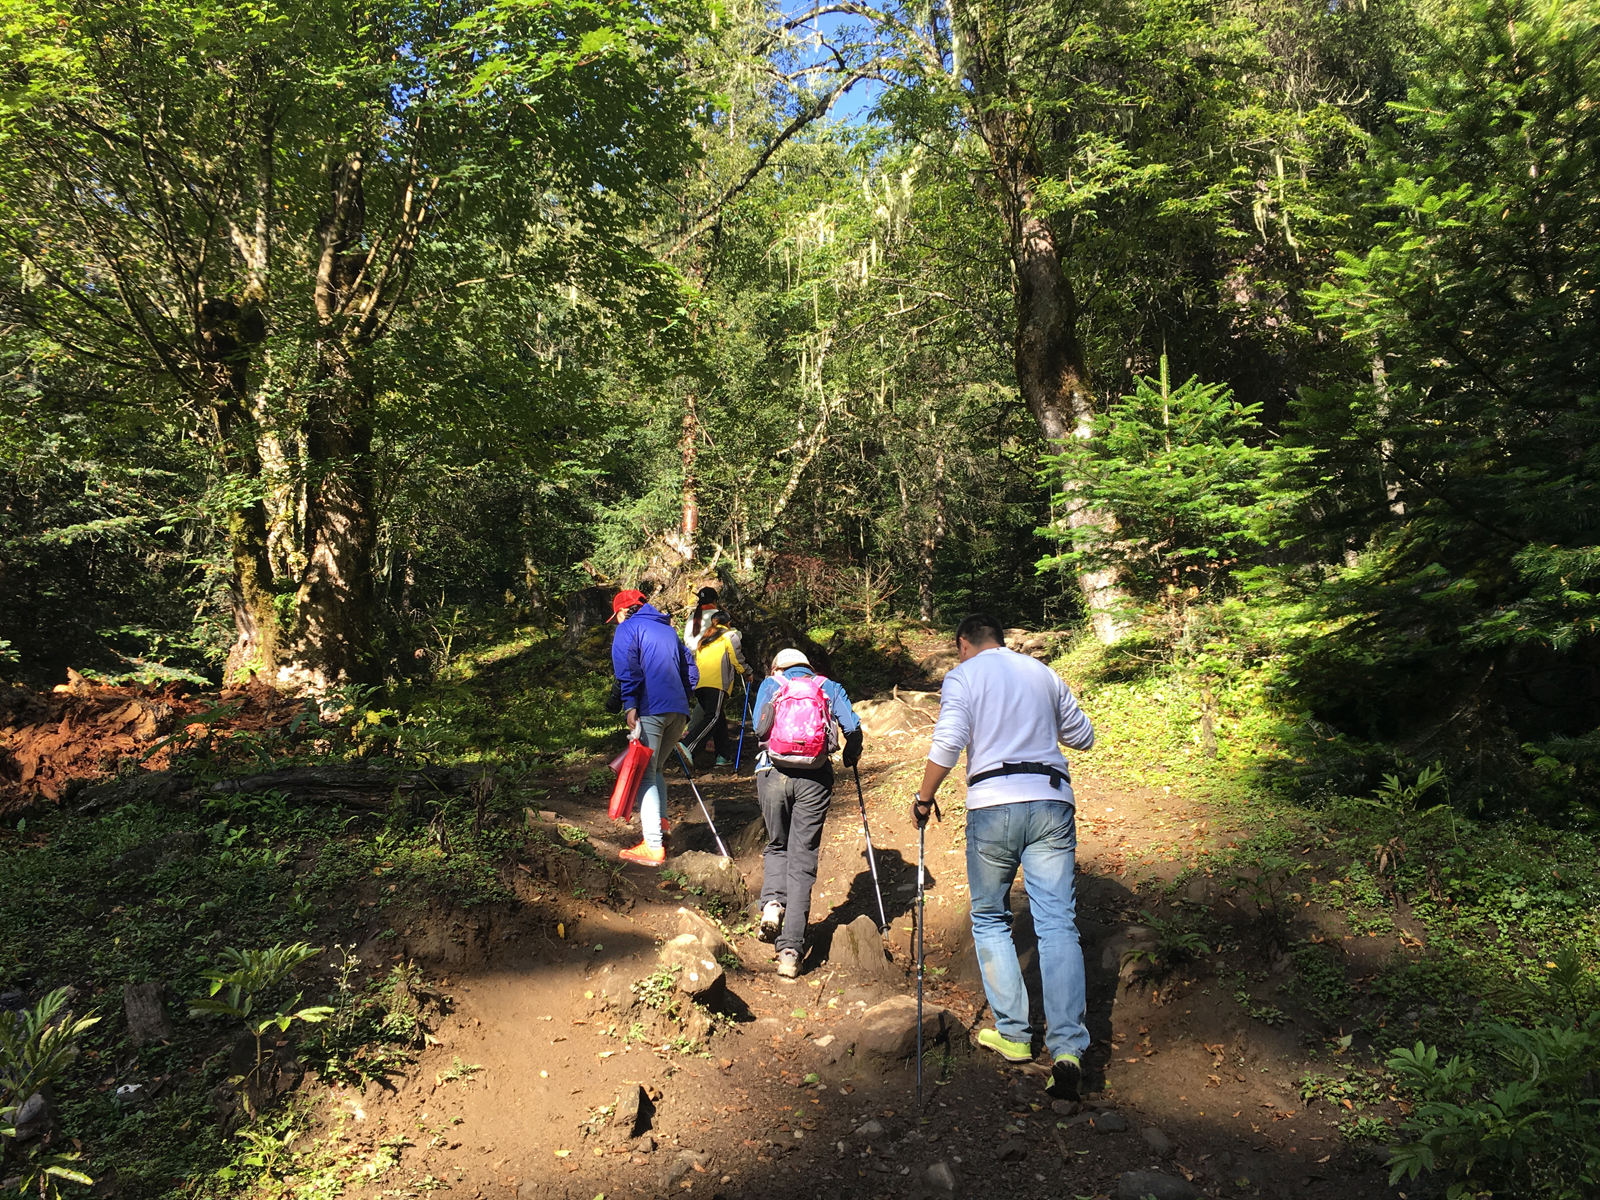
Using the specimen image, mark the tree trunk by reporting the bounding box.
[918,449,946,623]
[283,151,380,687]
[199,295,279,681]
[959,7,1129,642]
[680,391,699,561]
[290,364,377,686]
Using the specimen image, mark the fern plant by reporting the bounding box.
[189,944,335,1081]
[0,988,99,1198]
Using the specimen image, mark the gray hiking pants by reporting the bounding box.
[756,763,833,956]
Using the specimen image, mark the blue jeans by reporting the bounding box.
[635,712,687,850]
[965,800,1087,1062]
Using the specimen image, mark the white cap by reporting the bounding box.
[772,648,810,671]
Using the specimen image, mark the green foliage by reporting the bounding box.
[189,943,336,1078]
[1039,358,1272,604]
[1263,0,1600,806]
[0,989,99,1198]
[631,965,682,1022]
[1126,910,1211,977]
[1387,1015,1600,1198]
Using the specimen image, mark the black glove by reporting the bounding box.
[842,728,864,768]
[604,678,623,715]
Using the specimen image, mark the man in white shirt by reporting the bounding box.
[913,613,1095,1101]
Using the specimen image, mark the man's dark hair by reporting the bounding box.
[955,613,1006,647]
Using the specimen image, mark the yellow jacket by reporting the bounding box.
[694,628,748,694]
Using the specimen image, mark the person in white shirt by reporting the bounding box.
[913,612,1095,1101]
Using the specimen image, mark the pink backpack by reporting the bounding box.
[768,674,837,767]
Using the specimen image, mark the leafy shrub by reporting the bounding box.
[0,989,99,1198]
[1387,1014,1600,1198]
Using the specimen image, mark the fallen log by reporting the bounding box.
[209,764,477,808]
[74,763,479,817]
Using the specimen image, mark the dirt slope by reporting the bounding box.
[310,639,1405,1200]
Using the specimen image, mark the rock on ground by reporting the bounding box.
[1117,1170,1200,1200]
[827,914,897,984]
[854,995,953,1059]
[671,850,744,900]
[674,906,732,962]
[123,980,172,1047]
[658,934,726,1000]
[1141,1125,1174,1158]
[924,1160,959,1195]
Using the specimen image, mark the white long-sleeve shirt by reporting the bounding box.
[928,646,1094,810]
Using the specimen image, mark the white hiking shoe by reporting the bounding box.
[776,948,799,978]
[759,902,784,942]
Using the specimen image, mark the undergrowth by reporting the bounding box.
[1055,604,1600,1197]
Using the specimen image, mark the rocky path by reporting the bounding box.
[319,642,1405,1200]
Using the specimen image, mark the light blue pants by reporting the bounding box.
[636,712,687,851]
[965,800,1088,1062]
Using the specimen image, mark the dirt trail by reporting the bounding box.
[321,638,1402,1200]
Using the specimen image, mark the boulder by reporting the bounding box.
[672,851,745,900]
[855,995,953,1059]
[1116,1170,1200,1200]
[675,907,732,963]
[659,934,726,1001]
[123,981,172,1047]
[827,914,896,984]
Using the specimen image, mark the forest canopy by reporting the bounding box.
[2,0,1597,811]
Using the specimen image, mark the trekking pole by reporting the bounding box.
[734,678,750,771]
[853,764,890,933]
[914,793,943,1108]
[674,745,731,858]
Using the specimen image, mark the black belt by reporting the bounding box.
[967,761,1071,789]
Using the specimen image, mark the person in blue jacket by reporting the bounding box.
[751,647,864,977]
[609,588,697,865]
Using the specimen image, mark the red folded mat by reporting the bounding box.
[608,738,653,821]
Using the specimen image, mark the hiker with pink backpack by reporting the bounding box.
[751,647,864,978]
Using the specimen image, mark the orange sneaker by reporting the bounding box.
[620,842,665,866]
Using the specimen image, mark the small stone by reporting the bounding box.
[1091,1111,1129,1134]
[1116,1169,1200,1200]
[630,1134,656,1153]
[1051,1099,1080,1116]
[613,1082,647,1136]
[662,1150,706,1188]
[827,915,896,983]
[853,1119,886,1141]
[517,1182,540,1200]
[997,1143,1026,1162]
[11,1090,53,1140]
[924,1161,959,1194]
[1140,1126,1173,1158]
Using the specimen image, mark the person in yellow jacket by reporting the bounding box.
[682,611,749,767]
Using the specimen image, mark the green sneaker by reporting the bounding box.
[1046,1054,1082,1101]
[977,1028,1033,1062]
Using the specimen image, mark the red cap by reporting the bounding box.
[608,589,647,621]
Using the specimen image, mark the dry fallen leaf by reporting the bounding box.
[1206,1075,1221,1088]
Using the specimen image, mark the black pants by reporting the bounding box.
[757,763,833,955]
[684,687,731,758]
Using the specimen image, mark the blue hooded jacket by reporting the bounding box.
[612,603,697,718]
